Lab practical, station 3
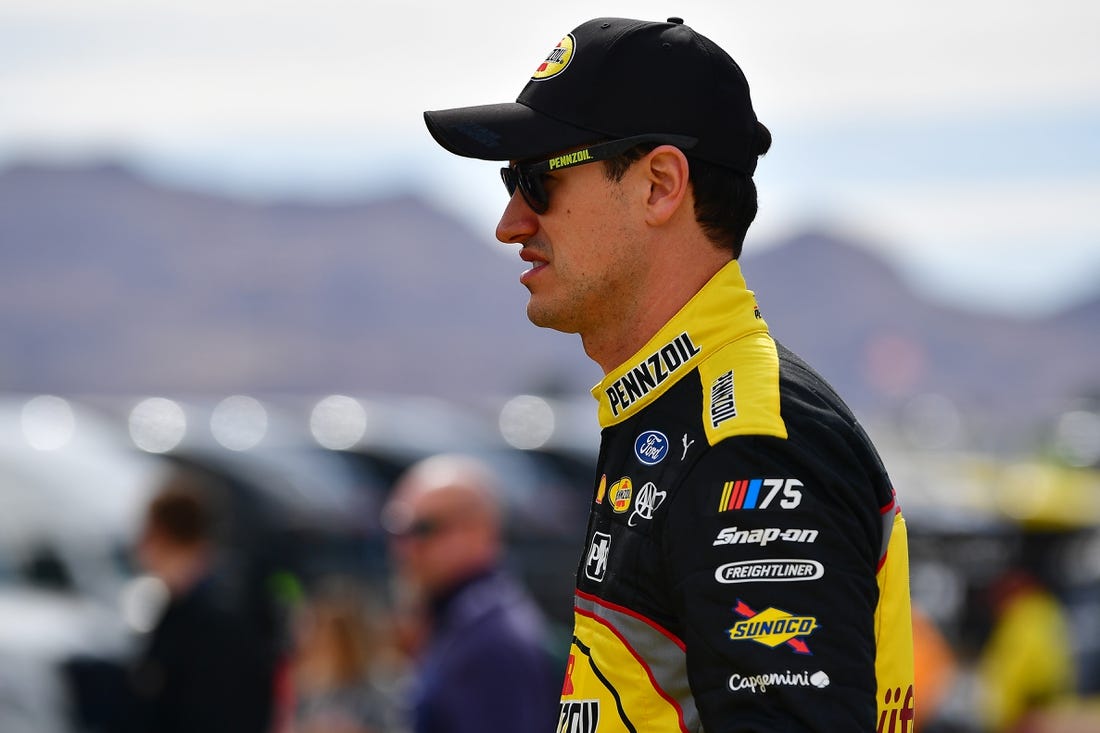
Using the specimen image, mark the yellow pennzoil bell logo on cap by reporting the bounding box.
[532,33,575,80]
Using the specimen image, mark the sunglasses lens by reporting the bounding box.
[500,165,547,213]
[397,517,444,540]
[409,519,440,538]
[517,170,548,214]
[500,167,518,196]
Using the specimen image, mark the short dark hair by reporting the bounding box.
[146,474,216,547]
[603,122,772,258]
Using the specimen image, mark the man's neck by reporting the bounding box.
[158,549,211,598]
[583,254,732,374]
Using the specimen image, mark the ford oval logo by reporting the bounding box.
[634,430,669,465]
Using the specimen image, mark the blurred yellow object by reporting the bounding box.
[977,576,1075,732]
[995,461,1100,530]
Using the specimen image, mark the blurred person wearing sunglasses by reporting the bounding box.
[423,16,915,733]
[382,454,560,733]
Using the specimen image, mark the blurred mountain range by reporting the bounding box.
[1,162,1096,438]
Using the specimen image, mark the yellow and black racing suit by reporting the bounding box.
[558,261,915,733]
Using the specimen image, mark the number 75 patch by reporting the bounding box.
[719,478,803,512]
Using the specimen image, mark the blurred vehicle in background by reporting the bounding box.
[0,396,168,733]
[2,389,1097,733]
[0,393,399,733]
[887,444,1100,732]
[93,393,400,729]
[299,392,598,633]
[123,394,392,603]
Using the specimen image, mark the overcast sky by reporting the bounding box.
[2,0,1098,316]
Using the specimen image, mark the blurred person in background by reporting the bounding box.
[423,15,915,732]
[123,471,275,733]
[382,453,560,733]
[290,577,407,733]
[976,567,1075,732]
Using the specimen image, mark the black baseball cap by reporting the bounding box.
[424,17,764,175]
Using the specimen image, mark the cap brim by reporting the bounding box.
[424,102,603,162]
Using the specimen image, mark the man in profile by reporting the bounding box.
[422,15,915,732]
[383,453,560,733]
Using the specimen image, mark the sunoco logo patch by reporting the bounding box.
[728,599,818,655]
[532,34,574,80]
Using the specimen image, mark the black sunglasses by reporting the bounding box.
[387,515,452,541]
[390,510,475,540]
[500,133,698,214]
[401,516,448,539]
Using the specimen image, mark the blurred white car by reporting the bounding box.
[0,395,171,733]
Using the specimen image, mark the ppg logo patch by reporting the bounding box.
[584,532,611,582]
[634,431,669,465]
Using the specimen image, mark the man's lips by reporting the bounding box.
[519,248,548,285]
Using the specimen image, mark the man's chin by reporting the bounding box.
[526,302,579,334]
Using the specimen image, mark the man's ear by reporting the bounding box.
[641,145,691,226]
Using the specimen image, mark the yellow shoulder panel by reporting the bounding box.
[697,332,787,446]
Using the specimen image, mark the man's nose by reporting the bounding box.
[496,190,538,244]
